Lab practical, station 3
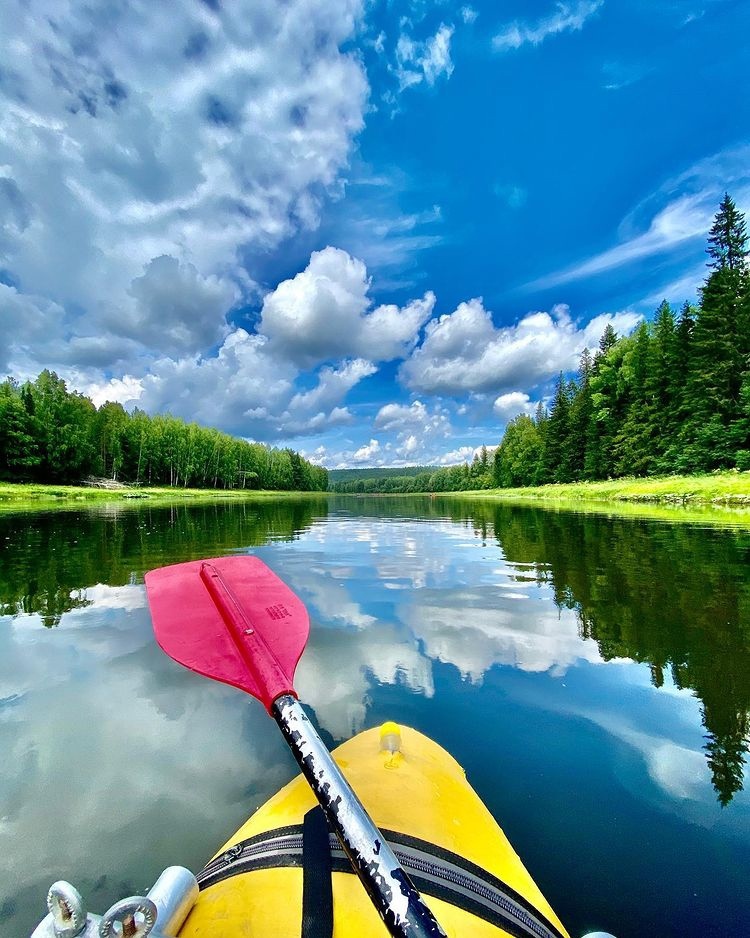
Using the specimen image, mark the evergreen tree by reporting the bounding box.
[612,324,654,475]
[707,193,749,273]
[567,349,593,480]
[543,374,573,482]
[598,323,618,355]
[586,330,626,479]
[687,195,750,467]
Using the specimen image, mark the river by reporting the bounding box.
[2,496,749,937]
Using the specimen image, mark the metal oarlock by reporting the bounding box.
[30,867,198,938]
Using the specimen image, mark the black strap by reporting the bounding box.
[301,807,333,938]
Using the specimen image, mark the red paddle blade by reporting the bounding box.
[144,556,309,712]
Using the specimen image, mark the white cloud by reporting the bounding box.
[374,399,449,435]
[493,1,603,51]
[84,375,145,408]
[532,146,750,290]
[280,359,377,434]
[372,399,452,462]
[259,246,435,366]
[532,194,712,288]
[395,24,455,92]
[461,7,479,25]
[400,298,640,396]
[352,438,381,463]
[0,0,368,376]
[106,243,439,440]
[493,391,535,420]
[434,445,476,465]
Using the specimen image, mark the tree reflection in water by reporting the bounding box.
[2,495,748,804]
[452,501,750,806]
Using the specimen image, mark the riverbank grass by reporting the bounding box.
[459,471,750,504]
[0,482,319,505]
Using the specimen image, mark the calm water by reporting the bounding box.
[2,497,750,937]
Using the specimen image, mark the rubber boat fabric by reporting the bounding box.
[177,723,571,938]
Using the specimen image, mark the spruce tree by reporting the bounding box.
[688,195,750,467]
[568,348,593,480]
[543,374,573,482]
[707,193,749,273]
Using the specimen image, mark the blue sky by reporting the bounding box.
[1,0,748,467]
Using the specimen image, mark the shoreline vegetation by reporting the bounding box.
[454,471,750,505]
[0,482,326,509]
[2,470,749,510]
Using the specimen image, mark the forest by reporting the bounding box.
[333,194,750,495]
[0,371,328,491]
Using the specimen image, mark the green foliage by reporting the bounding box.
[488,194,750,487]
[493,414,543,487]
[0,372,327,491]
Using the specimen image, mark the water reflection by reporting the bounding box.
[0,498,328,626]
[449,502,750,808]
[2,496,750,937]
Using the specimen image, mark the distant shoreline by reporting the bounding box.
[3,474,750,526]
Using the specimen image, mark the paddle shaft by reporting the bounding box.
[273,695,447,938]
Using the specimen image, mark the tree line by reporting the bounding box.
[496,194,749,486]
[334,194,750,494]
[329,447,494,493]
[0,370,328,490]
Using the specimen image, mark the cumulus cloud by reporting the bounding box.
[0,0,368,376]
[84,375,145,408]
[374,399,449,434]
[400,299,640,396]
[352,438,381,463]
[124,256,239,356]
[372,399,451,460]
[493,1,604,51]
[493,391,535,420]
[434,445,476,465]
[259,247,435,366]
[139,329,296,437]
[280,359,377,434]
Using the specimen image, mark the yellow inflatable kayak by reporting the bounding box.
[180,722,570,938]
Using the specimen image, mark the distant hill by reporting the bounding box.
[328,466,432,483]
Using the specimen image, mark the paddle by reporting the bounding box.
[145,555,446,938]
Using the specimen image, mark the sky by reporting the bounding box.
[1,0,748,468]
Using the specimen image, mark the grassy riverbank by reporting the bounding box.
[0,482,319,508]
[463,471,750,504]
[441,472,750,527]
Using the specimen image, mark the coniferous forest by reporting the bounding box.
[495,194,749,487]
[0,371,328,491]
[332,194,750,494]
